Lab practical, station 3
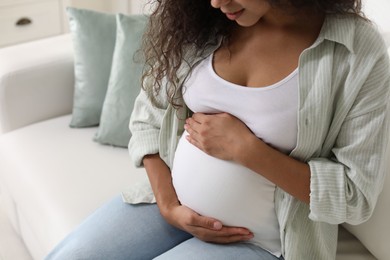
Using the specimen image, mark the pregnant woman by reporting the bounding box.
[46,0,390,259]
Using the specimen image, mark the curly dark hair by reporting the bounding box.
[141,0,365,108]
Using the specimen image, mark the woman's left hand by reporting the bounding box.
[185,113,254,161]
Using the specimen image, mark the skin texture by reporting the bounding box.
[142,0,364,108]
[144,0,324,244]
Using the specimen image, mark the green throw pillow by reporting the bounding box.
[94,14,148,147]
[67,8,116,127]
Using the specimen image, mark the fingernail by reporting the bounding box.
[240,230,251,235]
[244,234,254,240]
[213,222,222,230]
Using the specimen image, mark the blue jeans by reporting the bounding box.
[45,195,282,260]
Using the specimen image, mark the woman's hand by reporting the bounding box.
[185,113,312,203]
[185,112,255,161]
[161,203,253,244]
[143,154,254,243]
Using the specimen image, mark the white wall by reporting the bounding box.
[128,0,153,14]
[363,0,390,32]
[63,0,149,15]
[61,0,130,32]
[62,0,113,12]
[128,0,144,14]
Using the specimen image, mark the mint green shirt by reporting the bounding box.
[127,15,390,259]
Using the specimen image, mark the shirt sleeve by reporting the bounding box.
[128,76,169,167]
[308,53,390,225]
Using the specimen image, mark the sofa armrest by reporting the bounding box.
[383,32,390,48]
[0,34,74,134]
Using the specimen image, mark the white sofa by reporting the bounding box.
[0,31,389,260]
[0,35,147,260]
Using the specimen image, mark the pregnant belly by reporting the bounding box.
[171,132,281,255]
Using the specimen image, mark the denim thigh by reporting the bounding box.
[155,237,282,260]
[44,195,192,260]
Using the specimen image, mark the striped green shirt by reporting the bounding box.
[127,15,390,259]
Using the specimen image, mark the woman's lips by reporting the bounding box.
[225,9,244,20]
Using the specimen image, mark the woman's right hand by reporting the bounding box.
[143,154,253,244]
[161,203,254,244]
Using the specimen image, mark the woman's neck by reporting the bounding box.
[234,7,325,39]
[226,11,325,57]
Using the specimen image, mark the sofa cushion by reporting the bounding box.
[94,14,148,147]
[383,32,390,47]
[0,115,147,259]
[0,115,375,260]
[341,45,390,260]
[0,114,377,260]
[0,34,74,134]
[67,8,116,127]
[343,164,390,260]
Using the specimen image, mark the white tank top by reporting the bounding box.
[171,54,298,257]
[184,54,298,153]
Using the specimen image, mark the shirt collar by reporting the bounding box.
[312,14,356,53]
